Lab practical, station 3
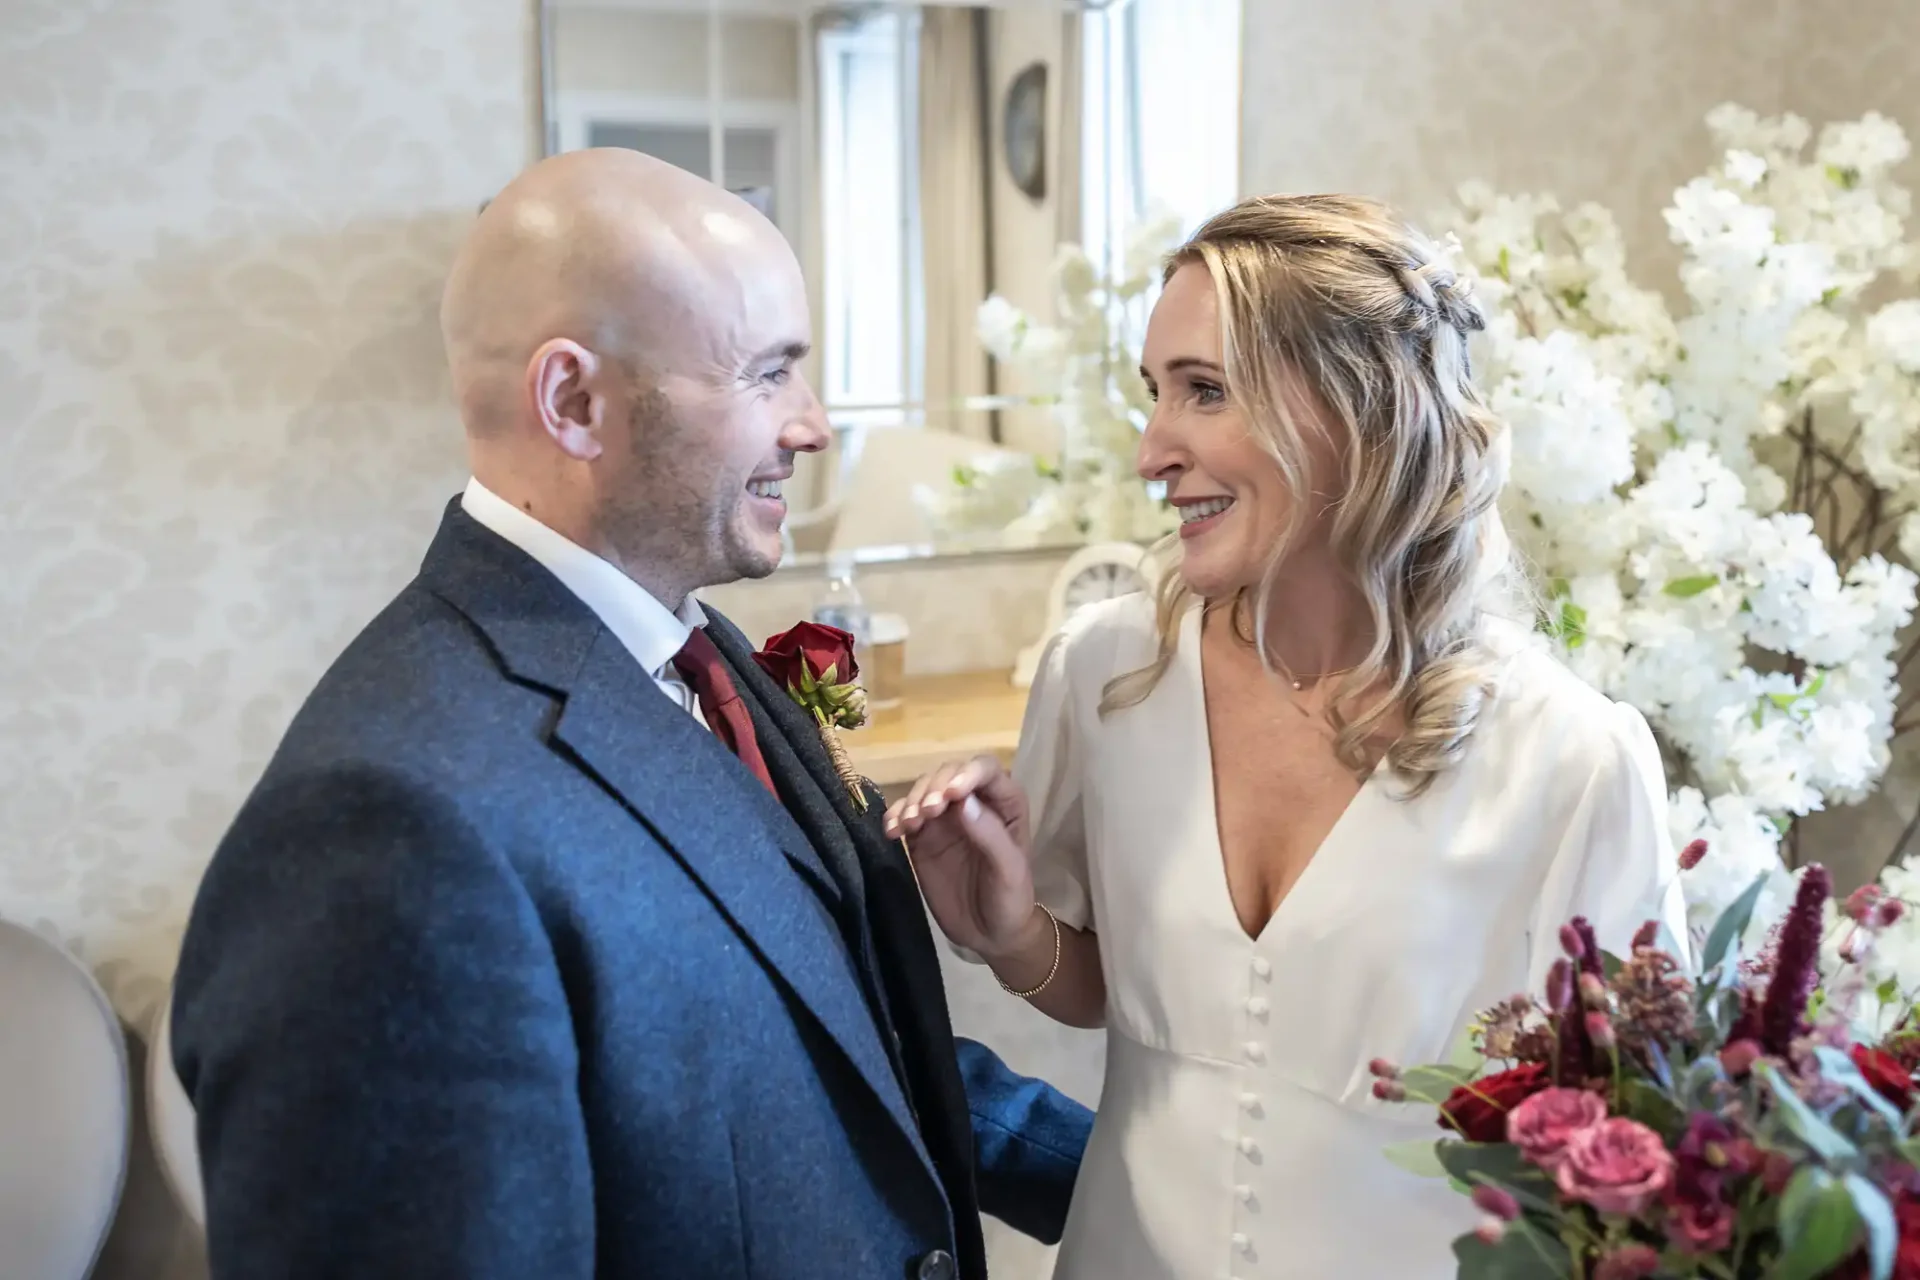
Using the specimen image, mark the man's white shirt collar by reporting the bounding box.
[460,477,706,679]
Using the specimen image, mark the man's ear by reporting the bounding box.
[527,339,606,461]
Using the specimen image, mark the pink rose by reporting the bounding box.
[1506,1086,1607,1171]
[1555,1118,1675,1216]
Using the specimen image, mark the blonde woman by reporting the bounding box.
[885,195,1688,1279]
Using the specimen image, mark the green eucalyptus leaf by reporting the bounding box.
[1619,1078,1686,1136]
[1811,1044,1905,1128]
[1451,1220,1569,1280]
[1845,1173,1897,1280]
[1701,873,1771,978]
[1431,1143,1558,1217]
[1772,1167,1862,1280]
[1381,1139,1449,1179]
[1763,1063,1861,1163]
[1445,1023,1484,1071]
[1401,1063,1476,1104]
[1640,1037,1675,1091]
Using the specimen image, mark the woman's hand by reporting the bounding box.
[884,755,1046,960]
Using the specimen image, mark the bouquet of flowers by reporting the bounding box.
[1375,847,1920,1279]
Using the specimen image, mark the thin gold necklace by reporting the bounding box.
[1270,655,1356,693]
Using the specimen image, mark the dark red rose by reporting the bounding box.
[1854,1044,1916,1110]
[1439,1063,1551,1142]
[755,622,860,691]
[1898,1196,1920,1280]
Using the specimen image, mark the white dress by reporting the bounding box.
[1012,596,1689,1280]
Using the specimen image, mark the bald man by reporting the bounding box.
[170,149,1090,1280]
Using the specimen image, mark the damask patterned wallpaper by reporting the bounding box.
[1242,0,1918,271]
[1,0,533,1029]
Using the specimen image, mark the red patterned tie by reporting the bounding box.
[672,628,779,799]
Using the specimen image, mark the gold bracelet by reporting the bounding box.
[995,903,1062,999]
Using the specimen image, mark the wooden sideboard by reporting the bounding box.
[841,669,1030,792]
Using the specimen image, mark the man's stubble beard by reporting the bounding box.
[601,382,777,597]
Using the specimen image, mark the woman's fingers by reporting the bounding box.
[883,752,1025,841]
[887,778,940,838]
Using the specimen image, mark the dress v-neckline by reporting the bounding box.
[1185,606,1381,945]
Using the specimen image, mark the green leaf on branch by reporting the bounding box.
[1558,601,1586,649]
[1496,246,1511,282]
[1773,1167,1864,1280]
[1846,1172,1898,1280]
[1400,1063,1476,1102]
[1768,670,1827,712]
[1701,872,1771,977]
[1810,1045,1905,1127]
[1451,1220,1569,1279]
[1619,1078,1686,1135]
[1763,1063,1861,1163]
[1663,574,1720,599]
[1381,1139,1449,1178]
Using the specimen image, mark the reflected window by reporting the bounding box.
[817,10,922,417]
[1080,0,1241,287]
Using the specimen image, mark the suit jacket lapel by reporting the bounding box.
[705,612,976,1186]
[418,504,920,1153]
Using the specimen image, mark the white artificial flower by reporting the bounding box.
[1050,244,1099,310]
[1121,206,1185,292]
[1488,331,1637,508]
[1723,149,1769,189]
[1868,299,1920,376]
[975,296,1028,362]
[1668,785,1792,940]
[1446,105,1919,937]
[1817,112,1912,179]
[958,218,1186,545]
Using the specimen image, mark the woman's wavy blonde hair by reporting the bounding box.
[1104,193,1520,796]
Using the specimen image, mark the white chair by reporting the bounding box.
[0,922,131,1279]
[144,993,204,1231]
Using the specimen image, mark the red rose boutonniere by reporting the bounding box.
[754,621,871,810]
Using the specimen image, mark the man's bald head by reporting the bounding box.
[440,148,829,608]
[441,148,791,436]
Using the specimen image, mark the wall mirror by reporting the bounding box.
[539,0,1242,568]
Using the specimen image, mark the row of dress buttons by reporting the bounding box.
[1228,953,1274,1276]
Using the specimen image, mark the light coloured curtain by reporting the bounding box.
[1054,10,1083,248]
[918,6,992,435]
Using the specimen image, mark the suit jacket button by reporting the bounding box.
[915,1249,957,1280]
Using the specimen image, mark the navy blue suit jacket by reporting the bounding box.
[171,501,1091,1279]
